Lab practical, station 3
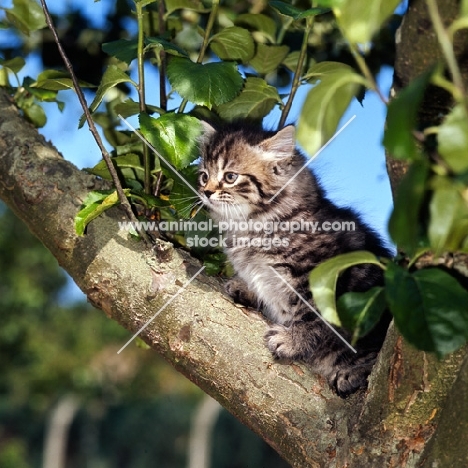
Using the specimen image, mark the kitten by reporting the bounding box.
[198,122,392,397]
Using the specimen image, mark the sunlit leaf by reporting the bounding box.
[164,0,208,16]
[75,190,129,236]
[167,58,243,108]
[0,56,25,74]
[428,183,468,253]
[249,44,290,74]
[4,0,46,34]
[85,154,145,182]
[33,70,95,91]
[139,112,202,170]
[210,27,255,62]
[22,102,46,127]
[328,0,401,44]
[385,263,468,357]
[235,14,277,43]
[309,251,385,326]
[79,65,137,127]
[438,104,468,173]
[297,62,366,156]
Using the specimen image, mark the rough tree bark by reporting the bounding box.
[1,1,468,465]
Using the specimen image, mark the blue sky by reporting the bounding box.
[1,0,395,300]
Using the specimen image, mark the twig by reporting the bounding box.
[278,17,312,129]
[178,0,220,113]
[349,43,388,104]
[135,1,151,195]
[39,0,152,245]
[158,0,168,111]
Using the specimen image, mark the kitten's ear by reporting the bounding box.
[259,125,296,159]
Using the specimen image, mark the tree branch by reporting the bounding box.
[0,88,466,467]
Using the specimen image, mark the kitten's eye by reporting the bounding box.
[199,171,209,186]
[224,172,238,183]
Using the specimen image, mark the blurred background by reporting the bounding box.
[0,0,401,465]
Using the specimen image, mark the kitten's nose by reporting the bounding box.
[204,190,214,198]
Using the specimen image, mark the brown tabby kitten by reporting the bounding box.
[198,122,392,397]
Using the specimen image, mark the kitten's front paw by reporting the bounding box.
[330,367,369,398]
[264,324,298,361]
[225,277,258,308]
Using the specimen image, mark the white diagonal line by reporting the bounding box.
[268,115,356,203]
[269,267,357,353]
[117,265,206,354]
[118,114,201,199]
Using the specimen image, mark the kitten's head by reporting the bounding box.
[198,123,298,219]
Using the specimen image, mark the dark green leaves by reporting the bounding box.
[388,160,429,255]
[309,251,385,326]
[337,287,387,344]
[385,263,468,357]
[139,113,201,170]
[102,39,139,65]
[384,66,435,160]
[167,58,243,109]
[297,62,366,156]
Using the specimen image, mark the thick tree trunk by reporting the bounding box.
[0,84,467,466]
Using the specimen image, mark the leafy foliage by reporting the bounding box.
[3,0,468,357]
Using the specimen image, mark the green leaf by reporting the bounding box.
[145,37,189,57]
[102,39,138,64]
[385,263,468,357]
[383,66,435,160]
[210,27,255,63]
[164,0,208,16]
[216,77,281,121]
[337,287,387,344]
[33,70,95,91]
[235,14,277,43]
[330,0,401,44]
[113,99,162,119]
[269,1,330,20]
[79,65,137,127]
[297,62,366,156]
[388,160,429,254]
[139,113,202,170]
[428,184,468,253]
[167,58,243,109]
[75,190,128,236]
[85,154,145,182]
[249,44,290,74]
[4,0,46,34]
[0,56,25,74]
[309,251,385,326]
[22,102,46,127]
[438,104,468,173]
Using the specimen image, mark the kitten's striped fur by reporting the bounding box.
[198,122,391,397]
